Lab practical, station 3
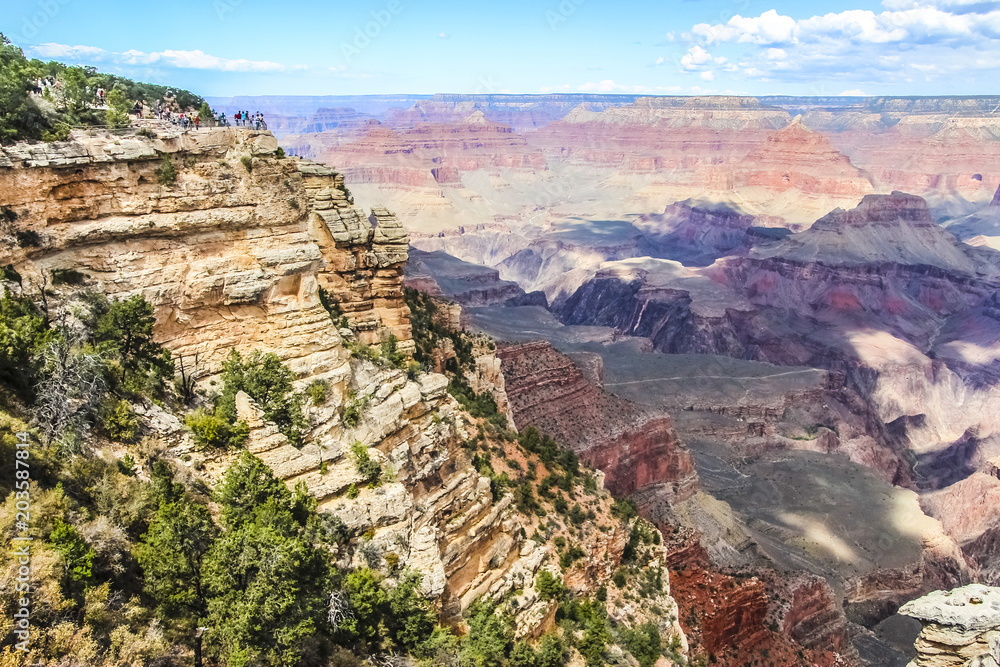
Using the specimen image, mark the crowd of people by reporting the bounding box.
[228,110,267,130]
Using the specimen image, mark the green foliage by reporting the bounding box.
[306,378,328,405]
[0,288,52,399]
[105,86,130,127]
[380,334,407,369]
[510,640,538,667]
[214,451,293,529]
[448,376,507,429]
[337,568,440,657]
[185,409,249,450]
[318,286,343,321]
[350,441,382,485]
[202,454,333,666]
[215,348,306,447]
[536,634,569,667]
[101,398,139,441]
[0,35,52,144]
[135,498,216,629]
[0,33,205,145]
[611,497,639,522]
[623,622,663,667]
[241,155,253,173]
[49,517,95,585]
[535,570,565,602]
[156,154,177,186]
[96,294,174,388]
[559,544,585,570]
[460,599,513,667]
[341,391,368,428]
[198,101,213,123]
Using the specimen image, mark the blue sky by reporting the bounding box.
[4,0,998,97]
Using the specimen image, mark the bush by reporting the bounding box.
[306,379,328,405]
[102,399,139,441]
[342,392,368,428]
[156,155,177,186]
[185,409,249,450]
[240,155,253,173]
[15,229,40,247]
[535,570,564,602]
[623,622,663,667]
[215,348,305,446]
[611,497,639,522]
[351,441,381,485]
[460,599,512,667]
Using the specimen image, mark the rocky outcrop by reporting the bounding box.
[900,584,1000,666]
[405,247,543,307]
[497,341,697,502]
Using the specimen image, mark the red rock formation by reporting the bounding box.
[728,118,874,199]
[497,341,697,501]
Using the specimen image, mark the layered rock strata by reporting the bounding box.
[900,585,1000,667]
[0,126,686,647]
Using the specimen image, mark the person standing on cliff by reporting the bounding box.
[194,114,200,130]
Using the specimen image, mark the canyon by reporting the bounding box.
[247,92,1000,664]
[0,125,688,662]
[9,89,1000,665]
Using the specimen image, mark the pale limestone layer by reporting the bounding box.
[902,585,1000,667]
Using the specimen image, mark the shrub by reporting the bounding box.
[341,392,368,428]
[351,441,381,485]
[102,399,139,441]
[535,570,564,602]
[185,409,249,450]
[623,622,663,667]
[156,155,177,186]
[306,379,328,405]
[460,599,512,667]
[240,155,253,173]
[15,229,40,247]
[611,497,639,522]
[215,348,305,447]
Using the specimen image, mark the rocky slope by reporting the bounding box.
[0,124,688,653]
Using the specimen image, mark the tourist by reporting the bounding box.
[194,114,200,130]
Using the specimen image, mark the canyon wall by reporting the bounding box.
[0,126,686,650]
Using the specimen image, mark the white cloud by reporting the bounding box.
[655,56,665,65]
[700,70,715,81]
[839,88,869,95]
[438,32,451,39]
[680,45,713,70]
[683,1,1000,85]
[29,43,289,72]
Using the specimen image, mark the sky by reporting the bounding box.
[3,0,1000,97]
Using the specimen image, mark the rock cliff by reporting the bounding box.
[0,125,687,652]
